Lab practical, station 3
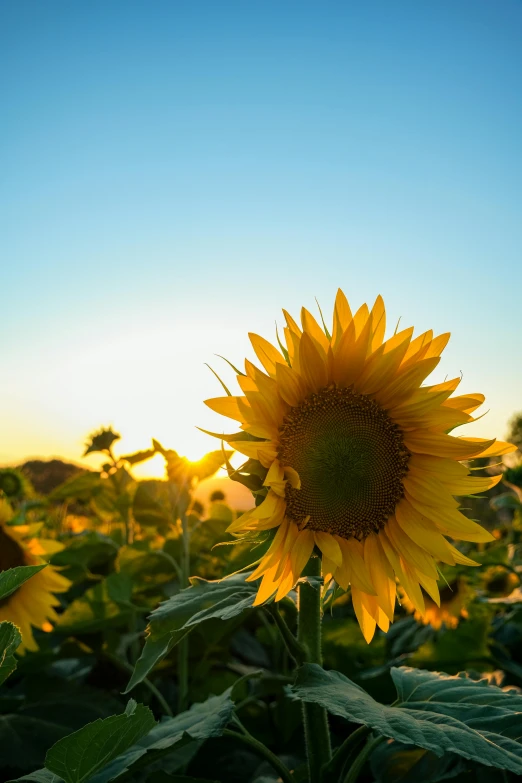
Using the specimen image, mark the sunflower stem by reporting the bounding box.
[342,734,384,783]
[297,556,331,782]
[266,604,307,665]
[222,729,295,783]
[324,725,371,781]
[177,512,190,713]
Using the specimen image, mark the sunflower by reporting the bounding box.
[0,500,70,652]
[481,565,519,597]
[401,575,473,630]
[205,290,515,642]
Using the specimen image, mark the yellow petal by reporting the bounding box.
[405,491,494,543]
[358,327,414,395]
[283,309,302,336]
[404,431,496,460]
[263,459,286,496]
[231,440,278,466]
[370,295,386,351]
[301,307,330,352]
[376,357,440,409]
[351,587,377,643]
[385,517,439,580]
[415,571,441,606]
[439,474,502,496]
[395,499,456,564]
[284,466,301,489]
[338,537,376,594]
[331,288,353,346]
[444,393,485,414]
[314,531,342,567]
[249,333,286,377]
[364,533,396,620]
[276,362,307,406]
[457,438,516,457]
[290,530,315,578]
[299,332,328,391]
[403,473,459,509]
[205,396,247,422]
[253,562,281,605]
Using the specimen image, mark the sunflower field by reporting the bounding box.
[3,291,522,783]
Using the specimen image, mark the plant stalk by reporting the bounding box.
[297,556,331,782]
[266,604,307,665]
[342,735,384,783]
[222,729,294,783]
[324,725,371,782]
[177,512,190,713]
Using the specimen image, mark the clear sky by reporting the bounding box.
[1,0,521,477]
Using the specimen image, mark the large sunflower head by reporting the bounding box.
[205,290,515,642]
[0,499,70,653]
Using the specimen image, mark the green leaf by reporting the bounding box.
[132,484,172,527]
[146,777,220,783]
[120,449,156,466]
[125,572,257,692]
[55,573,135,634]
[0,715,72,771]
[0,622,22,685]
[370,741,467,783]
[490,492,521,510]
[44,700,155,783]
[0,565,47,602]
[50,533,118,572]
[117,545,180,587]
[49,472,103,502]
[8,771,63,783]
[80,688,236,783]
[291,664,522,775]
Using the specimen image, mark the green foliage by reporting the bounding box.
[0,565,48,602]
[49,472,103,503]
[44,700,155,783]
[291,663,522,775]
[8,423,522,783]
[0,622,22,685]
[507,412,522,454]
[55,573,136,634]
[125,573,257,692]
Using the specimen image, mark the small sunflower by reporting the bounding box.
[0,500,70,652]
[481,565,519,597]
[205,290,514,642]
[401,575,473,630]
[0,468,31,500]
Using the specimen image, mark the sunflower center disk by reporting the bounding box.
[0,527,26,573]
[278,386,410,540]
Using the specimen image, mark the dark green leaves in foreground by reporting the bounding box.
[0,564,47,602]
[16,685,237,783]
[0,621,22,685]
[44,700,155,783]
[126,572,257,691]
[0,566,45,686]
[291,664,522,776]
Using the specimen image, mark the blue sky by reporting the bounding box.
[1,0,521,475]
